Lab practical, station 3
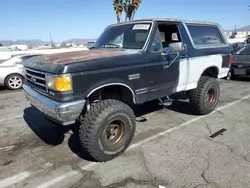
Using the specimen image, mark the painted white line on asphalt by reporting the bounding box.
[215,93,250,111]
[131,94,250,149]
[36,162,98,188]
[0,114,23,122]
[0,172,30,188]
[0,145,15,151]
[37,171,79,188]
[1,93,250,188]
[34,93,250,188]
[0,91,22,97]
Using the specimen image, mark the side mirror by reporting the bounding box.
[87,42,95,49]
[169,42,184,52]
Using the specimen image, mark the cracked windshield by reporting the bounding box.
[1,0,250,188]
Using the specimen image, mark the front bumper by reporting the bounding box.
[22,84,85,125]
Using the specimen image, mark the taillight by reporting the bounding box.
[229,53,232,65]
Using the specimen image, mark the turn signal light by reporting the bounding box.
[55,76,72,91]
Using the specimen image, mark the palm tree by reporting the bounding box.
[123,0,129,21]
[123,0,133,21]
[128,3,134,21]
[113,0,124,23]
[131,0,142,20]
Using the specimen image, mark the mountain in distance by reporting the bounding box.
[0,38,96,46]
[0,40,50,46]
[224,25,250,32]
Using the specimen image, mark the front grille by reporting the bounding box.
[25,68,47,93]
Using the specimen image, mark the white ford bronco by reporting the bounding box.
[22,18,232,162]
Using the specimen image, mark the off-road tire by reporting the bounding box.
[5,74,23,90]
[78,99,136,162]
[189,76,220,115]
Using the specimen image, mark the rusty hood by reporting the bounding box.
[23,48,142,74]
[37,49,125,64]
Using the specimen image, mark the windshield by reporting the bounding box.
[236,45,250,55]
[93,22,152,50]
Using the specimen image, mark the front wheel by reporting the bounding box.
[189,76,220,115]
[5,74,23,90]
[78,99,136,162]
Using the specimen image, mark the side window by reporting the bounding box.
[187,24,225,46]
[157,23,182,49]
[150,29,163,52]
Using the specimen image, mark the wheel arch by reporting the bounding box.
[200,66,219,78]
[186,66,220,94]
[87,82,136,104]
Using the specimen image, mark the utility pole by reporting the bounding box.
[49,30,54,48]
[233,25,237,36]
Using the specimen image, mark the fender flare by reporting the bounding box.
[87,82,136,104]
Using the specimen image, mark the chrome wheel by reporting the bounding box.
[7,75,23,89]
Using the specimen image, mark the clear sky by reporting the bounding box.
[1,0,249,42]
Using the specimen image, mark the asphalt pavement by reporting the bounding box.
[1,78,250,188]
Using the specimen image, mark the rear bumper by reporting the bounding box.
[230,65,250,76]
[23,84,85,125]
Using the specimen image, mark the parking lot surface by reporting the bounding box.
[1,79,250,188]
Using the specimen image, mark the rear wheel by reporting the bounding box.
[78,99,136,162]
[5,74,23,90]
[189,76,220,115]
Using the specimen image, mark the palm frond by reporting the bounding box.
[131,0,142,20]
[113,0,124,23]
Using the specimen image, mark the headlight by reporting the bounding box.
[46,74,72,92]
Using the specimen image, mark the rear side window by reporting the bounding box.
[186,24,225,47]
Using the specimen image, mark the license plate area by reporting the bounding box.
[234,68,246,75]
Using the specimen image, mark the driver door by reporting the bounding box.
[145,23,187,101]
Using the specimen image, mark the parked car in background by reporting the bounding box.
[245,35,250,44]
[0,54,38,90]
[227,44,250,80]
[230,42,246,54]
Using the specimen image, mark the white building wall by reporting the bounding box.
[10,45,28,51]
